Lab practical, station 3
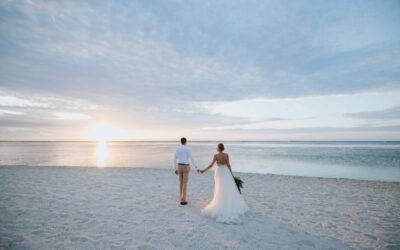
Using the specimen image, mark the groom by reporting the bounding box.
[173,137,198,205]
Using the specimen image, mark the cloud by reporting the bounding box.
[345,105,400,120]
[0,109,24,115]
[53,112,90,120]
[198,124,400,141]
[0,89,101,111]
[201,117,315,131]
[0,119,84,128]
[244,125,400,133]
[0,95,48,108]
[0,0,399,140]
[0,90,98,133]
[1,0,399,103]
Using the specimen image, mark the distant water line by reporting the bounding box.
[0,141,399,182]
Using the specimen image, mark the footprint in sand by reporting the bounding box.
[296,240,316,248]
[137,244,157,250]
[166,228,176,234]
[32,229,44,235]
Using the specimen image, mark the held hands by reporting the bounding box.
[176,169,204,174]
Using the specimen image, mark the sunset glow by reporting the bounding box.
[88,123,134,142]
[95,140,108,167]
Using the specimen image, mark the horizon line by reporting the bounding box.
[0,140,399,143]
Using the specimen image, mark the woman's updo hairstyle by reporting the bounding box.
[217,143,225,152]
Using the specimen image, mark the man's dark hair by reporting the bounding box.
[218,143,224,151]
[181,137,187,145]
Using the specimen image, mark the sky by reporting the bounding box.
[0,0,399,141]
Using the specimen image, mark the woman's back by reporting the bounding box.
[215,152,229,165]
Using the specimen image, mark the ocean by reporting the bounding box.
[1,141,399,182]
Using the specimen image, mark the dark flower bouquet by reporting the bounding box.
[233,176,244,194]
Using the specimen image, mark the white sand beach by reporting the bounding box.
[0,166,399,249]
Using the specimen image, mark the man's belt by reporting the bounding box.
[178,163,190,166]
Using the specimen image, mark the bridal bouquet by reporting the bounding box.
[233,176,244,194]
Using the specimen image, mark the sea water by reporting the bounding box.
[0,141,399,181]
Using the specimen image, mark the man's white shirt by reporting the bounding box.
[173,145,198,170]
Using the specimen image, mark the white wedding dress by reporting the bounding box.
[202,165,248,223]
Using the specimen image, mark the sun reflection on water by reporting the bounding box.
[95,141,108,167]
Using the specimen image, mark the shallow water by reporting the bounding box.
[1,141,399,181]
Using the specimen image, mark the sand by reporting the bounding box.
[0,166,399,249]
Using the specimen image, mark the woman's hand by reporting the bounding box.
[197,169,204,174]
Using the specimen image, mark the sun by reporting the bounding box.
[88,123,132,141]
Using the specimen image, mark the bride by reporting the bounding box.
[198,143,248,223]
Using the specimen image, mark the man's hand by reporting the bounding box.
[175,170,178,175]
[197,169,203,174]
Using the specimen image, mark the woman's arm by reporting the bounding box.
[200,155,216,173]
[226,154,233,174]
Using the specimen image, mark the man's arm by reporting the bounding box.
[173,150,178,172]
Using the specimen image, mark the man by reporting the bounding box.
[173,137,198,205]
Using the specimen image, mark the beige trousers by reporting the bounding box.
[178,165,190,202]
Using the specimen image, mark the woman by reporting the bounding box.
[198,143,248,223]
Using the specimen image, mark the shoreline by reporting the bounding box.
[1,164,399,184]
[1,166,399,249]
